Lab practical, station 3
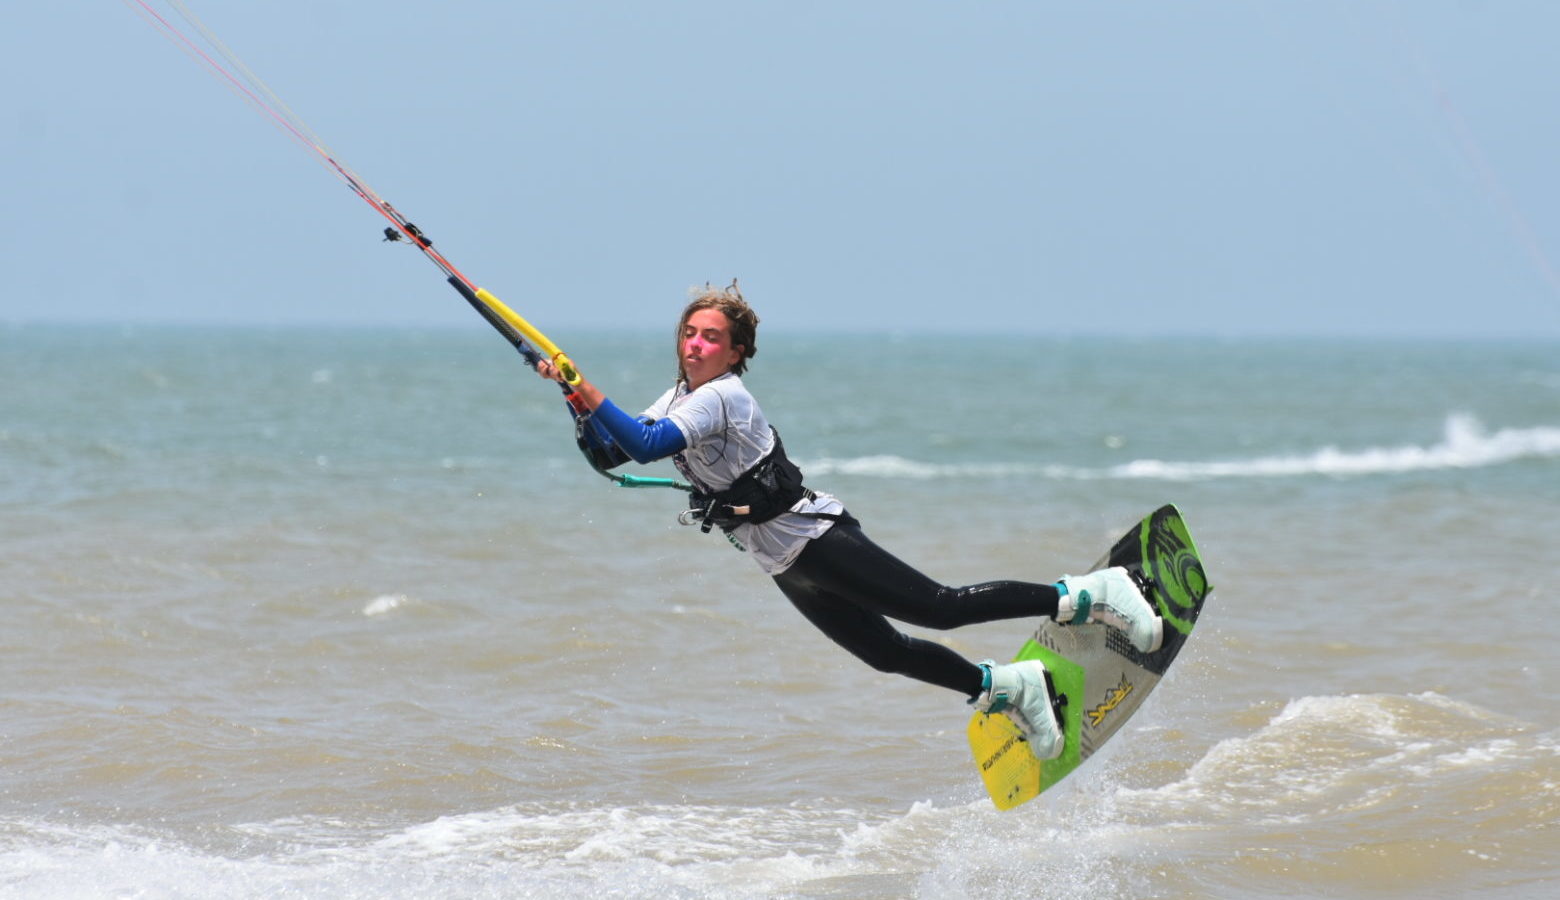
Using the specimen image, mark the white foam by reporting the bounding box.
[803,454,1035,480]
[371,802,881,867]
[0,798,1162,900]
[362,594,412,617]
[1110,691,1543,826]
[801,414,1560,482]
[1110,413,1560,481]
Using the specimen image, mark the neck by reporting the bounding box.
[684,371,731,391]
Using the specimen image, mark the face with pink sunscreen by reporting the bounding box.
[680,308,744,390]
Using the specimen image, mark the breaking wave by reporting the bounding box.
[803,414,1560,482]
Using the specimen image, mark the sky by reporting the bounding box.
[4,1,1559,339]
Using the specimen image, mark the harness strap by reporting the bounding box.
[681,428,848,534]
[682,489,852,533]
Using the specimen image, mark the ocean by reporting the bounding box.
[2,324,1556,898]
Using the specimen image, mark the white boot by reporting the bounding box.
[971,659,1064,761]
[1056,567,1165,654]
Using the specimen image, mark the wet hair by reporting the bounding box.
[675,279,760,383]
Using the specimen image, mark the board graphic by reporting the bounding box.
[969,504,1211,810]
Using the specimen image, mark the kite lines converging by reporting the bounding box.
[124,0,690,491]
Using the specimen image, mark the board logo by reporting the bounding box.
[979,726,1024,772]
[1144,509,1208,636]
[1086,673,1134,727]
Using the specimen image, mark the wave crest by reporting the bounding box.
[802,414,1560,482]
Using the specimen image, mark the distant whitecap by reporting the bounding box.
[1108,413,1560,481]
[363,594,412,616]
[802,414,1560,483]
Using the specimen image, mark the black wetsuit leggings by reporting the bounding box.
[771,520,1061,698]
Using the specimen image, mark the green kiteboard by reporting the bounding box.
[968,504,1212,810]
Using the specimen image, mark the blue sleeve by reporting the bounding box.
[592,398,688,463]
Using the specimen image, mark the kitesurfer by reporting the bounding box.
[535,282,1163,760]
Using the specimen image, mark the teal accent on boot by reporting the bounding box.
[1062,568,1166,654]
[972,660,1015,714]
[969,663,997,708]
[1057,582,1092,625]
[975,659,1064,760]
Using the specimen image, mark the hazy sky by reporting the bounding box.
[5,1,1559,338]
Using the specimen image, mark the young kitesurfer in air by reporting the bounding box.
[535,282,1163,760]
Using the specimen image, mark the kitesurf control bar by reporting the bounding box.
[443,278,579,386]
[472,289,580,386]
[444,277,542,368]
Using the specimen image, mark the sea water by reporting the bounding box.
[1,324,1556,899]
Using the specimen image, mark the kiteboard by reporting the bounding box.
[968,504,1211,810]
